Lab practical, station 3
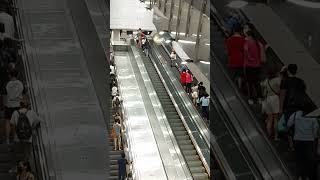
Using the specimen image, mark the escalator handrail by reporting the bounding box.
[212,51,293,179]
[13,1,52,179]
[149,43,211,177]
[155,42,239,180]
[211,5,293,179]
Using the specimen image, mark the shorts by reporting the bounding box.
[262,95,279,114]
[4,106,20,119]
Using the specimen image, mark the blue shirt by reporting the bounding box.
[287,111,319,141]
[200,96,210,107]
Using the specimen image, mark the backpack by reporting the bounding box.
[115,97,120,107]
[16,111,32,141]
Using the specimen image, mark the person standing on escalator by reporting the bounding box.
[199,93,210,120]
[180,69,187,90]
[226,24,245,91]
[243,30,264,105]
[185,70,193,94]
[170,50,177,67]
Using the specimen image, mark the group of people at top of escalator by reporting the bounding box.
[0,2,38,180]
[225,15,319,180]
[135,28,150,57]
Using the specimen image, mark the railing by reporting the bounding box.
[12,0,51,179]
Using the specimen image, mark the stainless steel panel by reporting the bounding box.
[115,52,168,180]
[130,45,192,180]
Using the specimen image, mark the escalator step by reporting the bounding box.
[192,173,209,180]
[183,150,197,155]
[189,166,206,173]
[185,156,202,166]
[174,131,188,136]
[179,144,194,150]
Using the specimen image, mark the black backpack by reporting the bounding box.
[16,111,32,141]
[115,97,120,107]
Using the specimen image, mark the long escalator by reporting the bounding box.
[210,5,292,180]
[137,47,209,180]
[153,42,260,180]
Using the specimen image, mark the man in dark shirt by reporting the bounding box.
[118,152,131,180]
[279,64,308,151]
[280,64,306,119]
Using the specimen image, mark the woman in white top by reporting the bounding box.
[261,68,281,140]
[170,50,177,67]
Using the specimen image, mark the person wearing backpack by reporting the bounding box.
[112,94,122,113]
[9,101,41,160]
[4,70,24,144]
[287,109,319,180]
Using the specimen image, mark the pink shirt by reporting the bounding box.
[244,37,262,68]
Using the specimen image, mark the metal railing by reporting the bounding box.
[11,0,51,179]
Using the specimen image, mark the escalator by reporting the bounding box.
[209,5,293,180]
[153,42,260,180]
[137,45,209,180]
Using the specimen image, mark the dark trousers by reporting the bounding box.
[202,106,209,119]
[294,140,316,180]
[186,83,192,93]
[118,173,126,180]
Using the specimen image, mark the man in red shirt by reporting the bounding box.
[180,69,187,90]
[226,24,245,90]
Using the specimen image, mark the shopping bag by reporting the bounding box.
[277,114,287,133]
